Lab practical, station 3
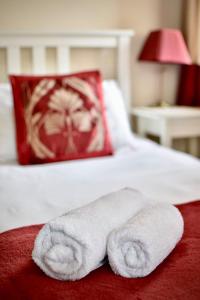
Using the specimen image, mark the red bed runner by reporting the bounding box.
[0,201,200,300]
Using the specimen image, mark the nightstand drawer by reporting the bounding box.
[137,117,160,136]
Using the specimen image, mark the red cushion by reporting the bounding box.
[0,201,200,300]
[10,71,113,165]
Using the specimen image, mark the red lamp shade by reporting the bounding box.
[138,29,192,65]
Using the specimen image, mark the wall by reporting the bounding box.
[0,0,183,107]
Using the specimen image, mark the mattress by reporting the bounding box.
[0,136,200,233]
[0,201,199,300]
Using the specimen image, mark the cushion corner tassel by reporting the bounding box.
[32,187,147,281]
[107,203,184,278]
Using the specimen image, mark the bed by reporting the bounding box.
[0,30,200,299]
[1,201,199,300]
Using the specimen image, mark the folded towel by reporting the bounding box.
[107,204,184,278]
[32,188,147,281]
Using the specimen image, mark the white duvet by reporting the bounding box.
[0,137,200,233]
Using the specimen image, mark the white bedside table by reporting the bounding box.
[132,106,200,156]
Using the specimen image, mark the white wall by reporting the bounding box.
[0,0,183,106]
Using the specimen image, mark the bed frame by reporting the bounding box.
[0,30,134,112]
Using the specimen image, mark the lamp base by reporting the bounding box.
[160,100,171,107]
[152,100,171,107]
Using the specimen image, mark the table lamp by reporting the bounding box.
[138,28,192,106]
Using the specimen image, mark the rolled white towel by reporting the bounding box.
[107,204,184,278]
[32,188,147,281]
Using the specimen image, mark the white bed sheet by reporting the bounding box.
[0,137,200,233]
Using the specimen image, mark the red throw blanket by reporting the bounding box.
[0,201,200,300]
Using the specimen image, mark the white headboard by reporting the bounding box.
[0,30,134,111]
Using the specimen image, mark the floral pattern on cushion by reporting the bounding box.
[10,71,113,164]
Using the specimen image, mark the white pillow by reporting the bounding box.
[0,81,134,162]
[0,84,17,162]
[103,80,134,150]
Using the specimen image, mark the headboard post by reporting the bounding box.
[117,36,132,113]
[7,46,21,74]
[57,46,71,73]
[32,46,46,74]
